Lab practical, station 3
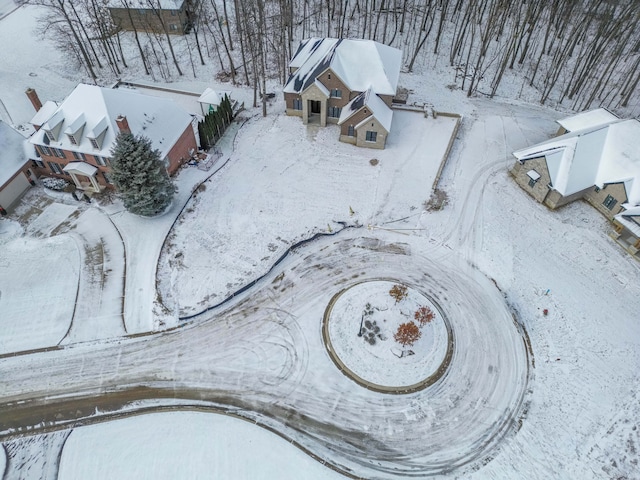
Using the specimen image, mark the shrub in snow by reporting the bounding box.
[424,189,448,211]
[389,284,408,304]
[394,321,421,347]
[359,319,384,345]
[42,177,68,191]
[110,132,176,216]
[414,306,435,326]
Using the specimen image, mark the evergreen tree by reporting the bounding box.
[110,132,176,216]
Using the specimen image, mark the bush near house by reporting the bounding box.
[198,95,233,149]
[41,177,68,191]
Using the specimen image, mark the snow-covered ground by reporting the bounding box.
[156,111,457,318]
[1,3,639,480]
[57,412,346,480]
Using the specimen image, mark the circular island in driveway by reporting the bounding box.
[323,279,453,393]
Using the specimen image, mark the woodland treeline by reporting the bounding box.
[29,0,639,114]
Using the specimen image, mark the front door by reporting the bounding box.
[310,100,321,114]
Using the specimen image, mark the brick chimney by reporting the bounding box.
[25,88,42,112]
[115,115,130,134]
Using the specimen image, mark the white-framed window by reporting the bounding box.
[365,131,377,142]
[32,159,45,168]
[169,23,178,31]
[38,145,51,156]
[67,134,77,145]
[95,156,110,166]
[330,88,342,98]
[102,172,113,184]
[53,148,66,159]
[328,106,341,118]
[603,194,617,210]
[73,151,87,161]
[45,130,56,142]
[347,125,354,136]
[89,138,100,149]
[48,162,63,175]
[526,169,540,188]
[293,98,302,110]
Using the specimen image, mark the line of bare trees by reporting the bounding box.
[28,0,640,115]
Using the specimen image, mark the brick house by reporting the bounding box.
[0,121,34,214]
[511,108,640,260]
[283,38,402,149]
[107,0,197,35]
[26,84,198,193]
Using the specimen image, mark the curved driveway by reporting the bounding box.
[0,231,530,479]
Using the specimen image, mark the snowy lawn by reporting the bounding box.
[326,280,449,388]
[0,5,79,126]
[57,412,347,480]
[0,220,78,354]
[157,111,458,318]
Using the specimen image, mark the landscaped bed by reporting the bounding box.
[324,279,451,391]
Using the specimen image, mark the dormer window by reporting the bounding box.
[42,110,64,142]
[65,113,85,147]
[87,116,108,151]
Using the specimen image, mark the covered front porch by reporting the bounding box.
[610,218,640,261]
[301,81,328,126]
[63,162,104,193]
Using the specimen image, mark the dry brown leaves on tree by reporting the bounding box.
[389,284,408,304]
[394,321,421,347]
[414,306,435,326]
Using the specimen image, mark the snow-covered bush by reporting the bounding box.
[42,177,68,191]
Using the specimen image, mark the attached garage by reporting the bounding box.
[0,121,31,213]
[0,171,30,211]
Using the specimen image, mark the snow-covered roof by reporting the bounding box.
[557,108,619,133]
[527,170,541,181]
[197,88,231,106]
[106,0,184,8]
[514,115,640,205]
[29,101,58,128]
[0,121,29,187]
[338,87,393,132]
[615,206,640,237]
[29,84,193,160]
[283,38,402,96]
[63,161,97,176]
[65,113,85,134]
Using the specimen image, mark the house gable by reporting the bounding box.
[354,116,387,149]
